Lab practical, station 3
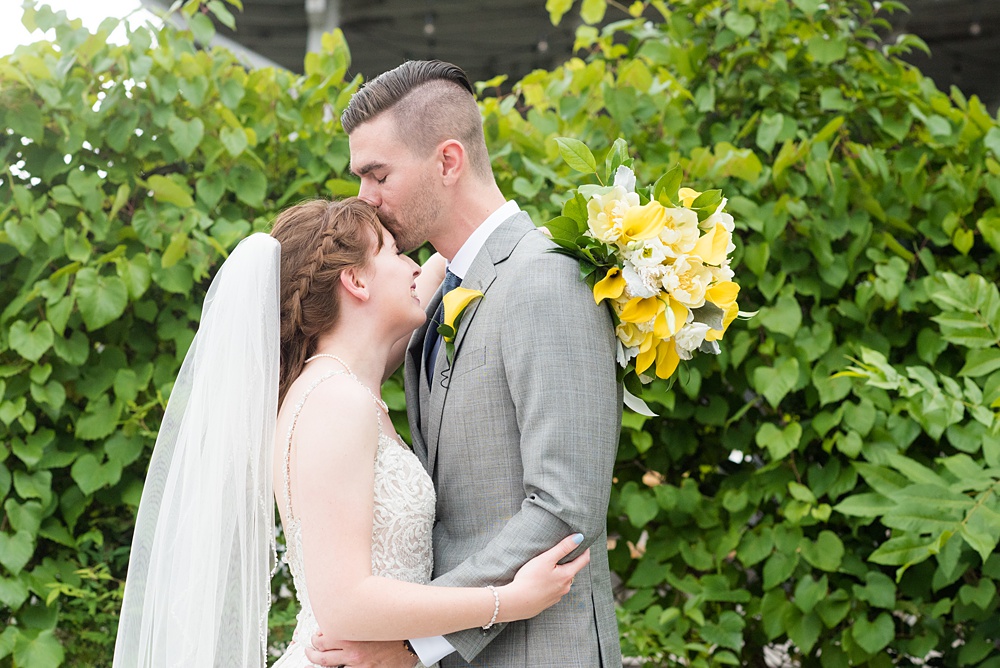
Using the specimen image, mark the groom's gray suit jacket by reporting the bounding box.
[404,213,623,667]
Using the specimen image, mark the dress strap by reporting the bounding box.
[282,370,387,523]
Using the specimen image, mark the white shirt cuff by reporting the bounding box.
[409,635,456,665]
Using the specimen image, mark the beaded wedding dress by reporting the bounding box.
[272,370,436,667]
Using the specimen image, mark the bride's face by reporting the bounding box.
[365,226,426,331]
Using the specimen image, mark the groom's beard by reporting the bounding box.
[379,174,442,253]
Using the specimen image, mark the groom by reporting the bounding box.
[308,60,623,667]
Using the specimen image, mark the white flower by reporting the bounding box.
[701,198,734,232]
[616,321,647,348]
[662,255,714,308]
[616,340,633,368]
[613,165,636,192]
[674,322,712,359]
[712,262,735,282]
[586,185,640,244]
[657,207,700,257]
[625,237,668,268]
[622,261,660,299]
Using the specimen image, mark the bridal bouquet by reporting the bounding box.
[546,138,751,410]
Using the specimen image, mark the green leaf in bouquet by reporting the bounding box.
[604,138,631,182]
[691,303,725,332]
[554,137,597,173]
[692,189,724,220]
[545,216,585,243]
[549,243,598,271]
[653,165,683,206]
[623,369,645,397]
[562,192,589,223]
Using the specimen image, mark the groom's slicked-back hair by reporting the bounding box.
[341,60,492,180]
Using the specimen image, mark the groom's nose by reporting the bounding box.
[358,182,380,208]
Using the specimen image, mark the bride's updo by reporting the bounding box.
[270,198,384,407]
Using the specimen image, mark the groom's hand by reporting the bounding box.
[305,633,417,668]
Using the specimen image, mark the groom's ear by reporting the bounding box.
[438,139,465,185]
[339,268,370,302]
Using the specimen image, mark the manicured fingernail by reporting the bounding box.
[573,533,584,544]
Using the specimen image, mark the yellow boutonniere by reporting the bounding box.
[437,287,483,362]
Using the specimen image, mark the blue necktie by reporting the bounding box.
[424,270,462,379]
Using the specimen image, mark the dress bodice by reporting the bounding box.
[273,371,435,667]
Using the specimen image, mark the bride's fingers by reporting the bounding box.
[561,547,591,578]
[541,533,585,565]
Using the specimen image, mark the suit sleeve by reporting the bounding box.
[432,246,622,660]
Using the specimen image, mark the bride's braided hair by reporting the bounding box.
[269,197,383,407]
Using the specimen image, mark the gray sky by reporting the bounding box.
[0,0,156,56]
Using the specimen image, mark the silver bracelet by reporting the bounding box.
[482,585,500,630]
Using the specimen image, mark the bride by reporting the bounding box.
[112,198,588,667]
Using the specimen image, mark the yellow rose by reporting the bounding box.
[657,207,700,257]
[593,267,626,303]
[586,185,639,244]
[662,256,713,308]
[615,321,647,349]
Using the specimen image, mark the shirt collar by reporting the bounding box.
[447,200,521,280]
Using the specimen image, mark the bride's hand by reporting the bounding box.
[498,534,590,622]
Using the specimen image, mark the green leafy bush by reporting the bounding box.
[519,1,999,665]
[0,2,362,662]
[1,0,998,665]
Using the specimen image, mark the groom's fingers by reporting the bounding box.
[309,631,340,651]
[305,632,352,666]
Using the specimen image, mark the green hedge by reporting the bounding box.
[1,0,998,665]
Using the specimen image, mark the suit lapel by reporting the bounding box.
[405,285,443,468]
[425,213,537,475]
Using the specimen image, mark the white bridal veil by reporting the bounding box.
[113,233,281,667]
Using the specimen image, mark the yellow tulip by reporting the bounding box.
[593,267,626,303]
[635,343,656,375]
[706,302,739,342]
[706,281,740,310]
[678,187,701,208]
[692,222,732,266]
[620,201,668,243]
[654,296,689,338]
[655,339,681,379]
[638,330,656,354]
[439,287,484,342]
[619,296,664,324]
